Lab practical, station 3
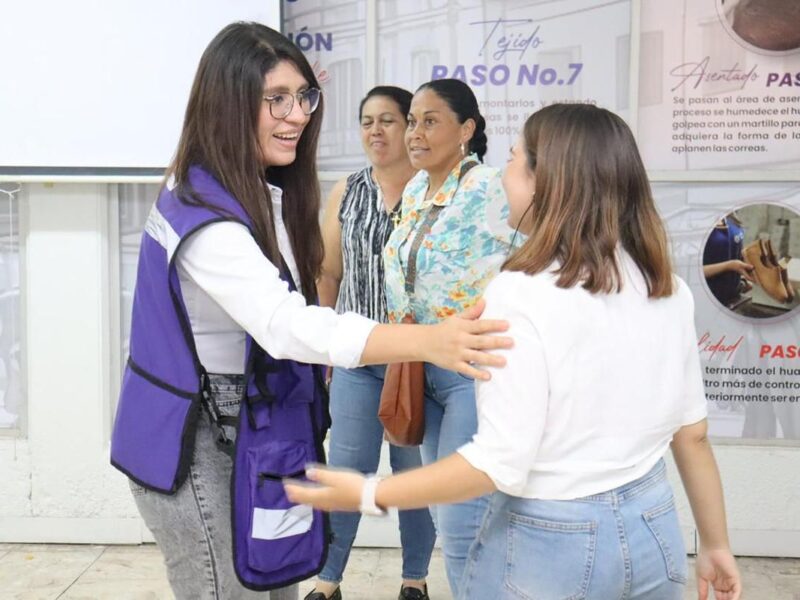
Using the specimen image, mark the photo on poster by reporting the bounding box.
[718,0,800,54]
[702,203,800,319]
[656,182,800,440]
[639,0,800,172]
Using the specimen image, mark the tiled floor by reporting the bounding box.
[0,544,798,599]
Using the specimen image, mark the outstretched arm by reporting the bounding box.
[178,222,511,377]
[285,453,495,512]
[288,274,549,509]
[360,299,510,380]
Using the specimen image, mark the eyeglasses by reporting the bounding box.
[262,88,321,119]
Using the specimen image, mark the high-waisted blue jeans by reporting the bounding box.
[318,364,436,584]
[458,459,687,600]
[421,364,490,597]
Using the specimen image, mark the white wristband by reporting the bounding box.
[359,474,387,517]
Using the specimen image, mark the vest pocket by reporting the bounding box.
[245,440,316,573]
[111,363,200,493]
[246,362,316,430]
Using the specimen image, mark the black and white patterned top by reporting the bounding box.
[336,167,400,323]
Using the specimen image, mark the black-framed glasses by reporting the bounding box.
[263,88,321,119]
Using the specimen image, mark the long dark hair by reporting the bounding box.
[416,79,488,161]
[167,21,323,302]
[503,104,674,298]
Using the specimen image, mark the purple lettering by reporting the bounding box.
[431,65,449,80]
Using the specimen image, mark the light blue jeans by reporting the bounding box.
[421,364,489,597]
[458,459,688,600]
[319,365,436,584]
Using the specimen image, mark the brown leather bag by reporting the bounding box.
[379,357,425,446]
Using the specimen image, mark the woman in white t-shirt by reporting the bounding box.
[286,103,742,600]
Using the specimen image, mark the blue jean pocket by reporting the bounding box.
[642,496,688,584]
[504,513,596,600]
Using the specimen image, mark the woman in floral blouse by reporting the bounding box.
[382,78,515,597]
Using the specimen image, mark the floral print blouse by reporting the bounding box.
[383,154,517,324]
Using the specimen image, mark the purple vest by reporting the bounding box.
[111,166,329,589]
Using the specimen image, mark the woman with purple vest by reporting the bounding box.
[110,22,510,600]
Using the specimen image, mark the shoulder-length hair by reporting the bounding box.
[167,21,323,303]
[503,103,673,298]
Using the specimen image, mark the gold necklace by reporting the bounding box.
[373,171,403,226]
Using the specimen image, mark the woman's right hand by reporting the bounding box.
[726,259,755,282]
[695,547,742,600]
[424,298,512,380]
[703,260,755,281]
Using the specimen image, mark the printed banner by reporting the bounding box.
[657,183,800,439]
[284,0,800,441]
[376,0,632,169]
[284,0,632,171]
[283,0,368,171]
[639,0,800,171]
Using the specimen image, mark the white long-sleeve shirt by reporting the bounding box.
[458,253,708,499]
[175,185,376,374]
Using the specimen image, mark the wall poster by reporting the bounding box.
[283,0,800,441]
[639,0,800,172]
[658,182,800,440]
[376,0,632,169]
[284,0,632,171]
[283,0,368,172]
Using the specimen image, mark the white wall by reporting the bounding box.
[0,185,149,543]
[0,1,282,170]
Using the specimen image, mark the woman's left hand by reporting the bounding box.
[424,298,511,380]
[284,465,365,512]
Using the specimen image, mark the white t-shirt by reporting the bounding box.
[175,185,376,374]
[458,253,708,499]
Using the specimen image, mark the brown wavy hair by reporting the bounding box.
[167,22,323,303]
[503,103,673,298]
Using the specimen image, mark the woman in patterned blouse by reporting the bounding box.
[382,78,516,597]
[313,86,436,600]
